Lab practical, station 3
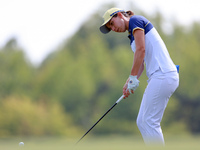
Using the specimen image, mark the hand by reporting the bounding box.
[123,75,139,98]
[127,75,139,94]
[123,81,130,99]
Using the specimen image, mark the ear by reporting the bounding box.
[126,10,134,16]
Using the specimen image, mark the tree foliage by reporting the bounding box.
[0,96,78,137]
[0,5,200,136]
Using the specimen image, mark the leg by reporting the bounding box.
[136,76,179,145]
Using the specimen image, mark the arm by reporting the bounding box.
[123,29,145,98]
[131,29,145,76]
[123,62,143,94]
[137,61,144,79]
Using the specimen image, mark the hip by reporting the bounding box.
[147,68,179,83]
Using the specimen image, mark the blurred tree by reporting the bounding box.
[167,22,200,133]
[39,10,200,134]
[0,38,35,98]
[0,96,79,137]
[1,3,200,136]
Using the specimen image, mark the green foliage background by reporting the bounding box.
[0,3,200,137]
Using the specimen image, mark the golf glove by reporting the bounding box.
[127,75,139,93]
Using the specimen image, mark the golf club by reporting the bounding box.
[76,95,124,145]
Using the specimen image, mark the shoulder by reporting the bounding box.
[130,15,146,20]
[129,15,147,32]
[129,15,149,25]
[129,15,153,34]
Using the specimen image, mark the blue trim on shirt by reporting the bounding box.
[128,15,153,44]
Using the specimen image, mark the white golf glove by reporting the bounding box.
[127,75,139,93]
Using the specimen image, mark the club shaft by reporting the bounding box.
[76,95,124,144]
[76,102,117,144]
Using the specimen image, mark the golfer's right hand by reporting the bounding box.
[123,78,132,99]
[123,81,129,99]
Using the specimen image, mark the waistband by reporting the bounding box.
[148,68,179,81]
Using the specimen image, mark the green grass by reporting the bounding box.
[0,135,200,150]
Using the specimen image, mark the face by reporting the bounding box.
[106,13,128,33]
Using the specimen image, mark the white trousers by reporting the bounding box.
[136,70,179,145]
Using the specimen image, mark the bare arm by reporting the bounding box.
[123,29,145,98]
[130,29,145,76]
[137,61,144,79]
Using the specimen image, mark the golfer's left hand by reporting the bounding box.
[127,75,139,94]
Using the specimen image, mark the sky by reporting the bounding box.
[0,0,199,66]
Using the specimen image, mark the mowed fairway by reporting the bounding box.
[0,135,200,150]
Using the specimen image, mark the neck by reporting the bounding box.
[125,17,130,31]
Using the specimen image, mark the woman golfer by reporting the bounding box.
[100,8,179,145]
